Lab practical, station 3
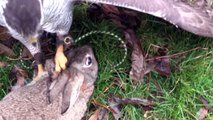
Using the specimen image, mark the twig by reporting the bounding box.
[91,100,117,113]
[146,47,206,61]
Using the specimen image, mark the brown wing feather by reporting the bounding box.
[81,0,213,37]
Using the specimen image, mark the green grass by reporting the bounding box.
[0,43,33,97]
[1,4,213,120]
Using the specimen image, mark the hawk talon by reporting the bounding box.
[32,64,47,81]
[55,51,67,72]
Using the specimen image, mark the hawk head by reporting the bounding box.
[3,0,42,43]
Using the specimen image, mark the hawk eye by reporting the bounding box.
[64,36,73,45]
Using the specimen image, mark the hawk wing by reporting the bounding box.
[79,0,213,37]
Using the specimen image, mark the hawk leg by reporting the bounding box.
[33,52,47,81]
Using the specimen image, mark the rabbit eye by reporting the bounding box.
[84,55,92,67]
[84,54,92,68]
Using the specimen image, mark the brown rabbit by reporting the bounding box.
[0,45,98,120]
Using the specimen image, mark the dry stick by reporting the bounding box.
[145,47,206,61]
[91,100,117,114]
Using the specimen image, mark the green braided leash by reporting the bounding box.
[74,30,127,68]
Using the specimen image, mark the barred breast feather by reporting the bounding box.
[41,0,74,35]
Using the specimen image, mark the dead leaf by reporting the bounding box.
[98,108,108,120]
[0,43,16,57]
[88,4,140,30]
[21,46,33,60]
[102,5,141,30]
[101,4,120,15]
[153,58,171,77]
[197,96,212,120]
[198,107,208,120]
[108,94,122,120]
[0,27,12,41]
[89,109,100,120]
[88,108,108,120]
[122,97,155,112]
[0,27,15,48]
[124,29,173,81]
[200,96,212,110]
[121,98,156,106]
[107,94,156,120]
[9,65,28,91]
[0,61,7,68]
[152,47,171,77]
[124,29,152,82]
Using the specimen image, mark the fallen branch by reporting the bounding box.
[146,47,206,61]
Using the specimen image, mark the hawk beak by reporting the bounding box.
[29,36,38,44]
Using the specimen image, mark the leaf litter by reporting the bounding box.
[197,96,212,120]
[87,4,211,119]
[89,94,155,120]
[0,43,16,57]
[9,65,28,91]
[0,4,211,119]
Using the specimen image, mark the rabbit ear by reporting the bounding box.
[61,80,72,114]
[61,70,85,114]
[48,70,70,103]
